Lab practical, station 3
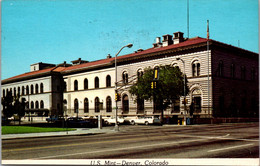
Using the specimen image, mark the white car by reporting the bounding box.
[129,116,161,125]
[105,117,125,125]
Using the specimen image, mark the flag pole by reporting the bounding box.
[187,0,189,38]
[207,20,210,117]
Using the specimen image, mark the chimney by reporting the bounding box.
[162,34,173,47]
[173,32,184,44]
[107,54,112,59]
[153,37,162,48]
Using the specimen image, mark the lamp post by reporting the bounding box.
[176,57,186,125]
[114,43,133,131]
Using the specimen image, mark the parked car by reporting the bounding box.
[66,117,90,128]
[129,116,161,125]
[104,117,125,125]
[46,115,58,123]
[2,116,10,126]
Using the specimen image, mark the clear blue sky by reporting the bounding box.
[1,0,259,80]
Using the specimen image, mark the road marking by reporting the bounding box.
[208,143,254,153]
[2,134,183,152]
[28,138,206,159]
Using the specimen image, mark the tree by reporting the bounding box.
[1,91,14,119]
[129,65,189,123]
[2,91,26,125]
[13,95,26,125]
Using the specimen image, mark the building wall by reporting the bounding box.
[63,67,116,117]
[115,50,213,118]
[211,49,259,117]
[1,76,53,116]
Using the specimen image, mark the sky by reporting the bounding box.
[1,0,259,80]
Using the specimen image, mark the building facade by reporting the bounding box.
[1,32,259,122]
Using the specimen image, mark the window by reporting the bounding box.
[241,66,246,80]
[84,79,88,90]
[40,83,44,93]
[106,96,112,112]
[40,100,44,109]
[122,94,129,113]
[137,69,144,79]
[106,75,111,87]
[74,80,78,91]
[22,86,25,95]
[3,89,5,97]
[10,88,12,96]
[35,101,39,109]
[63,82,67,92]
[26,86,29,95]
[18,87,20,96]
[31,101,34,109]
[31,85,34,94]
[74,99,79,113]
[218,61,224,77]
[230,63,235,78]
[84,98,89,113]
[251,68,256,80]
[122,71,128,84]
[95,77,99,89]
[95,97,100,112]
[14,88,16,96]
[192,61,200,77]
[35,84,38,94]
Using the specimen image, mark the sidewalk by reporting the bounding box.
[2,127,117,140]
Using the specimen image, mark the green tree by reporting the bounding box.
[129,65,189,123]
[13,95,26,125]
[1,91,14,119]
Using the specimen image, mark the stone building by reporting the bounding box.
[1,32,258,122]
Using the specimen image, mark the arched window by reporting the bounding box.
[106,75,111,87]
[31,101,34,109]
[122,71,128,84]
[106,96,112,112]
[40,100,44,109]
[95,97,100,112]
[35,84,39,94]
[84,98,89,113]
[3,89,5,97]
[84,79,88,90]
[192,60,200,77]
[95,77,99,89]
[31,85,34,94]
[63,81,67,92]
[22,86,25,95]
[122,94,129,113]
[40,83,44,93]
[10,88,12,96]
[74,80,78,91]
[18,87,20,96]
[137,69,144,80]
[14,87,16,96]
[35,101,39,109]
[74,98,79,113]
[26,85,29,95]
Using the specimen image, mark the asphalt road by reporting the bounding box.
[2,123,259,160]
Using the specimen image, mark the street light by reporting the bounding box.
[176,57,186,125]
[115,43,133,131]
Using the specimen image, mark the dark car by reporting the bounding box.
[66,117,90,128]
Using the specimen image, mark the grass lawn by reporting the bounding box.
[2,126,76,135]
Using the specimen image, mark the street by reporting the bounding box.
[2,123,259,160]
